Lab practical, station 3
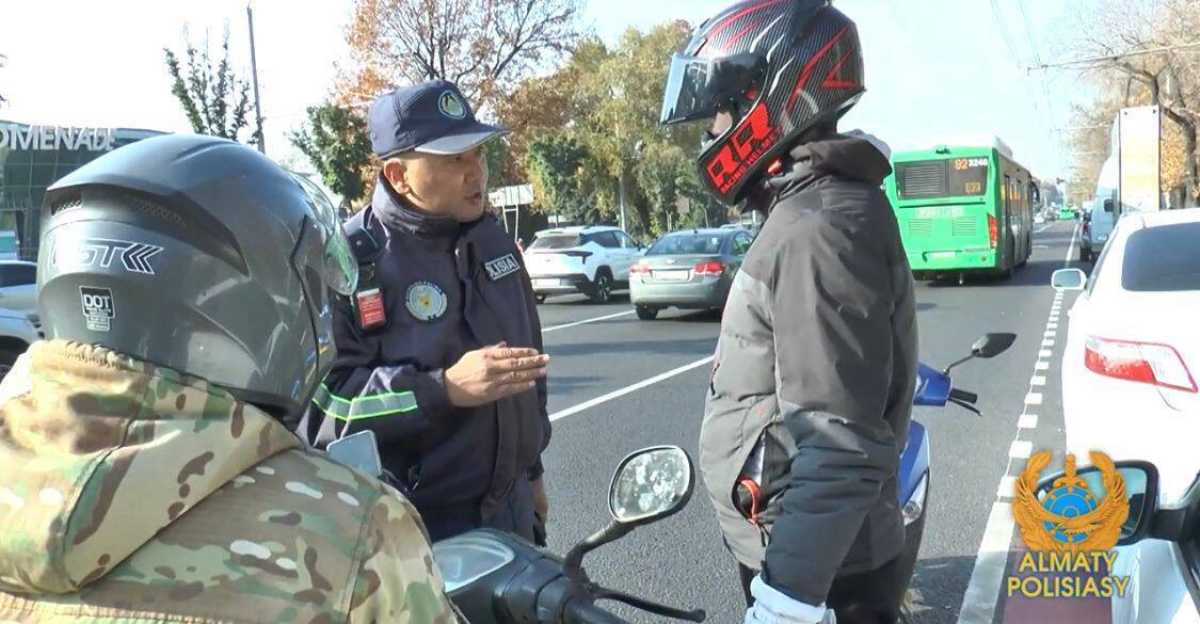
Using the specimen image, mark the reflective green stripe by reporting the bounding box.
[312,383,419,421]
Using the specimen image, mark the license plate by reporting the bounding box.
[532,279,560,288]
[653,270,690,281]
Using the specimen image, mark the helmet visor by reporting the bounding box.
[660,53,717,126]
[290,172,358,296]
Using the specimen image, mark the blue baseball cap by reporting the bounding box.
[368,80,507,158]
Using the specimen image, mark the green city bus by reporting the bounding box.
[884,143,1035,282]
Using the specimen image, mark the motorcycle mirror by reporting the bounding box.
[1034,459,1159,546]
[972,333,1017,359]
[563,446,696,582]
[609,446,695,527]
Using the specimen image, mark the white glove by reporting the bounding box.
[744,576,836,624]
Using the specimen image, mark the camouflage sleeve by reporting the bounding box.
[349,491,463,623]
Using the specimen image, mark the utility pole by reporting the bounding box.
[247,4,266,155]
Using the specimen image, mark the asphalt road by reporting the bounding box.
[532,219,1084,624]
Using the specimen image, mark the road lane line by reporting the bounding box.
[1035,361,1050,370]
[959,503,1017,624]
[1009,440,1033,458]
[548,355,714,422]
[1025,392,1044,404]
[957,221,1079,624]
[1018,414,1038,429]
[1030,376,1046,386]
[997,476,1017,497]
[542,310,635,333]
[1038,349,1052,358]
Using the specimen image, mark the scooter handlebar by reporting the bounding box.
[564,598,630,624]
[949,388,978,404]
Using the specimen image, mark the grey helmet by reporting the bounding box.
[37,134,358,422]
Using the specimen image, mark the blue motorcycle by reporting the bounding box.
[431,333,1017,623]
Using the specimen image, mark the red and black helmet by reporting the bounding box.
[660,0,865,205]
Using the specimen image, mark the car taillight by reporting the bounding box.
[987,214,998,249]
[694,260,724,276]
[1084,336,1198,393]
[563,251,593,260]
[630,263,650,274]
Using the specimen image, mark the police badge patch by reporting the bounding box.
[484,253,521,281]
[406,281,448,322]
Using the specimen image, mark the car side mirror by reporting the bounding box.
[1035,460,1158,546]
[1051,268,1087,292]
[972,333,1017,359]
[1104,199,1115,213]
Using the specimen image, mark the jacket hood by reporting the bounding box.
[788,132,893,186]
[0,341,299,595]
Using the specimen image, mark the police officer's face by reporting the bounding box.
[384,146,489,222]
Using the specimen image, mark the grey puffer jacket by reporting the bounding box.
[700,134,918,605]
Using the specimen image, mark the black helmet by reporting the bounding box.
[660,0,865,205]
[37,134,358,421]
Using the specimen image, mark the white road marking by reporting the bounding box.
[997,476,1017,498]
[549,355,714,422]
[542,310,635,333]
[1046,323,1058,331]
[958,503,1017,624]
[1030,375,1046,386]
[1018,414,1038,429]
[1026,392,1044,404]
[1038,349,1052,358]
[1009,440,1033,458]
[1035,224,1053,233]
[1035,361,1050,371]
[958,220,1082,624]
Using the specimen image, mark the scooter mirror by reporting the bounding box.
[608,446,695,527]
[972,333,1017,359]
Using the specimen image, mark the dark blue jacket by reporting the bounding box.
[301,180,550,521]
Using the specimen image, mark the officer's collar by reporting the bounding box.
[372,176,463,242]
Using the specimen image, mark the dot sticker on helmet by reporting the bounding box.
[79,286,115,332]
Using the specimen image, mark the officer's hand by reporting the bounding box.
[445,342,549,408]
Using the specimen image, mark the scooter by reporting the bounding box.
[894,332,1016,620]
[429,333,1016,623]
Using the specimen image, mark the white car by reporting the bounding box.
[1053,208,1200,623]
[0,261,40,377]
[524,226,642,303]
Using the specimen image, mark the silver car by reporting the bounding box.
[629,228,754,320]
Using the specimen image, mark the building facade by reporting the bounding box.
[0,120,164,260]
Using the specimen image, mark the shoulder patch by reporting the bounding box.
[484,253,521,282]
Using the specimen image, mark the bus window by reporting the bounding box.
[896,158,988,199]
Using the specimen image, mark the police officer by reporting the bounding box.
[660,2,918,623]
[302,80,552,543]
[0,134,461,622]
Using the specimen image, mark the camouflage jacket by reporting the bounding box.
[0,340,461,623]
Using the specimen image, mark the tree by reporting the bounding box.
[164,28,261,144]
[525,132,600,223]
[341,0,584,110]
[1068,0,1200,204]
[290,103,375,213]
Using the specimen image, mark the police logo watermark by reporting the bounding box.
[485,253,521,282]
[406,281,448,322]
[1007,450,1132,599]
[438,91,467,120]
[80,286,115,332]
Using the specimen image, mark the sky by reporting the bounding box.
[0,0,1098,182]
